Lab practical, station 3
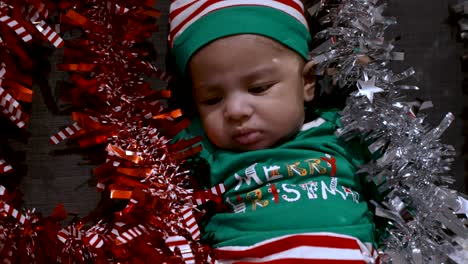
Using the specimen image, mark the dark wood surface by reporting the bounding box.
[13,0,466,217]
[387,0,466,194]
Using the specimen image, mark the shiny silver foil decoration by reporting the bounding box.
[308,0,468,263]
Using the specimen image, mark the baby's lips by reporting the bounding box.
[232,130,263,146]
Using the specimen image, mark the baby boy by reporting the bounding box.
[169,1,378,262]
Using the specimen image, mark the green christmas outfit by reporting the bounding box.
[175,109,376,248]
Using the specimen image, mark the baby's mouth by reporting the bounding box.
[232,130,263,146]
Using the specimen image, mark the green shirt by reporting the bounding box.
[175,109,375,248]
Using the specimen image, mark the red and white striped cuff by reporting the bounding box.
[213,232,379,264]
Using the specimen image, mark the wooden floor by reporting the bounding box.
[9,0,466,217]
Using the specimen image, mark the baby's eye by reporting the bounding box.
[200,97,222,106]
[248,84,273,94]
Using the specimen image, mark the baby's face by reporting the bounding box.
[189,34,314,151]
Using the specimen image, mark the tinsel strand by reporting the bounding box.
[310,0,468,263]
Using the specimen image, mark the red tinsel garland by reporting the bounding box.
[0,1,217,263]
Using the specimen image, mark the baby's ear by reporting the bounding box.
[302,60,316,102]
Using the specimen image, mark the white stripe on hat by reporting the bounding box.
[170,0,206,28]
[170,0,200,16]
[169,0,308,46]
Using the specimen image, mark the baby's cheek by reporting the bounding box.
[202,117,225,144]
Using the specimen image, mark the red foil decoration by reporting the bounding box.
[2,0,218,263]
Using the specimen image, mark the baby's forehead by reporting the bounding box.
[254,35,291,51]
[193,34,302,65]
[216,34,291,54]
[189,34,305,92]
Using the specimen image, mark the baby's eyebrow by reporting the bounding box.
[242,65,278,81]
[193,84,222,95]
[193,64,279,93]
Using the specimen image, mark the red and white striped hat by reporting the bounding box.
[169,0,312,76]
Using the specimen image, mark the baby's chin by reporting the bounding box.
[233,142,273,152]
[213,129,302,152]
[217,138,282,152]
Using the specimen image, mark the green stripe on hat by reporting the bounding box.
[172,6,312,78]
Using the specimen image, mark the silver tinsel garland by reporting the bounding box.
[309,0,468,263]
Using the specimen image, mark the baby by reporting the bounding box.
[169,1,378,262]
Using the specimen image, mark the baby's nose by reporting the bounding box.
[224,95,253,121]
